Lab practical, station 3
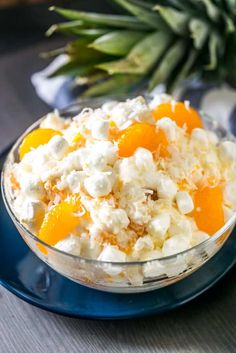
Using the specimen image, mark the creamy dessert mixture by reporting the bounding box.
[8,95,236,262]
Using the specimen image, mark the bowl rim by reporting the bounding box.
[2,98,236,267]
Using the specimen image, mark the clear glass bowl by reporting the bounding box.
[2,97,236,293]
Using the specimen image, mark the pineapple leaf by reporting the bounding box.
[149,40,187,90]
[189,18,209,49]
[50,7,148,30]
[222,12,235,33]
[225,0,236,15]
[154,5,190,35]
[70,29,111,37]
[48,60,94,78]
[82,74,141,97]
[46,21,109,37]
[168,49,198,91]
[97,31,173,74]
[112,0,167,29]
[89,31,145,56]
[46,21,84,36]
[206,32,221,70]
[196,0,220,21]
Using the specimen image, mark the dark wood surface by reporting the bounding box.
[1,4,236,353]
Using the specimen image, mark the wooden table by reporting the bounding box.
[1,6,236,353]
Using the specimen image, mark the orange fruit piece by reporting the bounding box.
[191,185,224,235]
[38,196,81,246]
[19,128,62,160]
[117,123,169,158]
[152,102,203,133]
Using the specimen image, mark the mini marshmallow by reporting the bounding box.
[143,249,163,261]
[191,128,209,148]
[147,213,170,240]
[21,177,45,200]
[162,234,190,256]
[218,141,236,164]
[224,182,236,208]
[55,235,81,256]
[89,141,118,165]
[84,172,113,197]
[91,119,109,140]
[191,231,209,246]
[40,112,65,130]
[97,207,129,234]
[133,235,154,253]
[47,135,69,160]
[176,191,194,214]
[156,174,177,200]
[156,117,177,141]
[98,245,126,262]
[134,148,154,170]
[66,171,86,193]
[20,199,45,224]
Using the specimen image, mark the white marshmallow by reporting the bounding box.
[156,117,177,141]
[223,205,234,222]
[134,148,154,170]
[143,249,162,261]
[47,135,69,160]
[191,128,209,148]
[176,191,194,214]
[89,141,118,166]
[224,181,236,208]
[169,218,192,237]
[191,231,210,246]
[156,174,177,200]
[66,171,86,193]
[207,131,219,145]
[91,119,109,139]
[133,235,154,253]
[147,213,170,240]
[20,177,45,200]
[55,235,81,256]
[84,172,113,197]
[97,207,129,234]
[40,112,65,130]
[218,141,236,164]
[162,234,190,256]
[98,245,126,262]
[20,199,45,224]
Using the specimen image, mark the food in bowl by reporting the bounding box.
[6,95,236,264]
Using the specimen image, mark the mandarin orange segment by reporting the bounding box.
[152,102,203,133]
[117,123,169,158]
[38,197,81,246]
[19,128,62,160]
[191,185,224,235]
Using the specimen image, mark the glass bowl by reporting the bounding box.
[2,97,236,293]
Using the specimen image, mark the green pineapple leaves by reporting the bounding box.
[189,19,208,49]
[45,1,236,96]
[97,31,173,74]
[149,40,186,90]
[154,5,190,35]
[50,7,148,30]
[112,0,167,29]
[89,31,146,56]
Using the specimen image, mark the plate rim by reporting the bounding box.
[1,253,236,320]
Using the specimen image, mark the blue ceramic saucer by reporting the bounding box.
[1,180,236,319]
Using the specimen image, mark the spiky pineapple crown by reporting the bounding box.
[45,0,236,97]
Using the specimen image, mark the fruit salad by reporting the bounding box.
[8,95,236,263]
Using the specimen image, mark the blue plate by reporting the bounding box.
[1,180,236,319]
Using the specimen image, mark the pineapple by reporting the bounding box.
[44,0,236,97]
